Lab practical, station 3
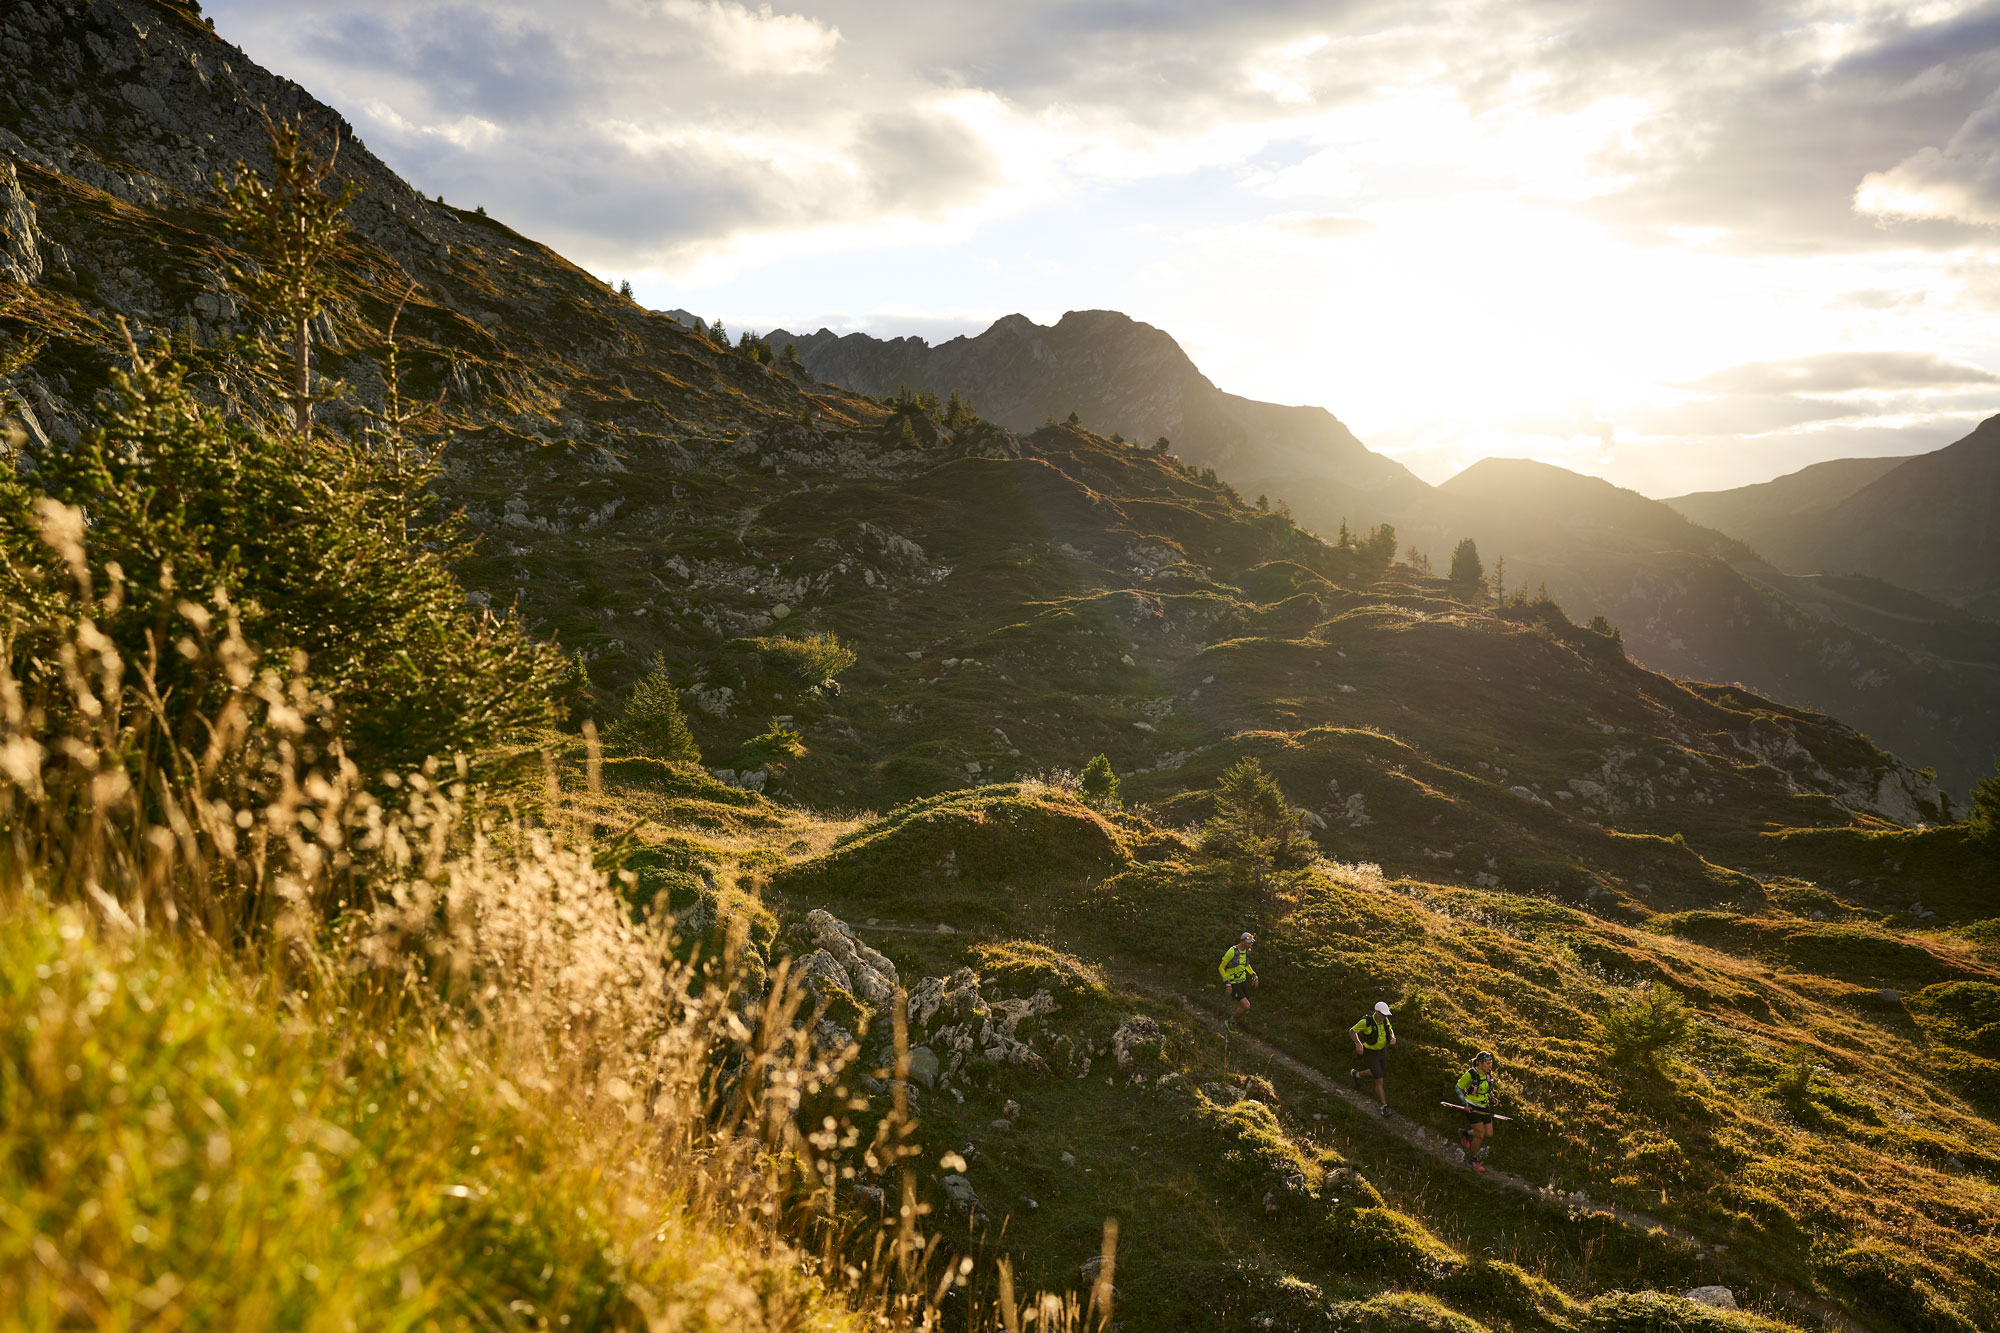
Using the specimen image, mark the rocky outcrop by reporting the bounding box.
[0,159,41,285]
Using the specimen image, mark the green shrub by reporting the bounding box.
[603,656,700,764]
[738,723,805,767]
[1968,757,2000,856]
[0,356,558,784]
[1771,1044,1816,1103]
[1079,752,1121,809]
[1599,984,1694,1066]
[731,631,857,687]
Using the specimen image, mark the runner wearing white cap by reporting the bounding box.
[1348,1000,1398,1116]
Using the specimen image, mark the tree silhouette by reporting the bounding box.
[1450,538,1483,589]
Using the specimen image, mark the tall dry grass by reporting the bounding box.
[0,512,1098,1330]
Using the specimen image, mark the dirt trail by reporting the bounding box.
[852,916,1868,1332]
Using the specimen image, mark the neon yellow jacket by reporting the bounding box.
[1219,945,1256,983]
[1456,1067,1496,1107]
[1351,1015,1393,1050]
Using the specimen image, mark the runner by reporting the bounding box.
[1348,1000,1397,1115]
[1454,1051,1500,1172]
[1219,932,1258,1028]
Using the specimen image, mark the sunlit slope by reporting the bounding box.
[746,781,2000,1332]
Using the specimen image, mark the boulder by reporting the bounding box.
[804,908,898,1006]
[1111,1015,1163,1067]
[906,1046,941,1089]
[940,1173,984,1219]
[1681,1287,1738,1310]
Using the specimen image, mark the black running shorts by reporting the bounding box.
[1362,1049,1387,1080]
[1228,980,1252,1001]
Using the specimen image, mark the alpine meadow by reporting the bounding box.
[8,2,2000,1331]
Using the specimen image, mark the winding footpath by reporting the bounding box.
[853,916,1868,1333]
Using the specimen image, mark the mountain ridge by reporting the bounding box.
[766,308,1427,515]
[1672,416,2000,618]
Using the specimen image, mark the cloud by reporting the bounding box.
[1684,351,2000,396]
[1268,213,1377,239]
[657,0,841,75]
[1855,92,2000,225]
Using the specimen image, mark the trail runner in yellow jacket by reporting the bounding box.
[1348,1001,1398,1116]
[1219,932,1258,1028]
[1455,1052,1500,1172]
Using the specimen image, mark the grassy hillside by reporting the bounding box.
[5,4,2000,1331]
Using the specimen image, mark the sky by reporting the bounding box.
[206,0,2000,496]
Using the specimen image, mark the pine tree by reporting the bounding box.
[617,278,634,299]
[555,650,596,729]
[1449,538,1483,589]
[1201,758,1317,883]
[1078,754,1120,809]
[215,113,359,436]
[1970,758,2000,855]
[1362,523,1397,569]
[603,656,700,764]
[1065,410,1082,426]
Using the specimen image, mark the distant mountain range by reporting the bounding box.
[1671,417,2000,619]
[760,315,2000,796]
[757,310,1426,525]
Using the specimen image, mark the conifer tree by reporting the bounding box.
[1078,754,1120,810]
[1201,758,1317,883]
[618,279,634,299]
[603,656,700,764]
[1449,538,1483,589]
[215,113,359,436]
[1970,758,2000,855]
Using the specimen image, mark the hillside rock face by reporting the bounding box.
[1671,417,2000,618]
[767,310,1425,519]
[0,0,869,451]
